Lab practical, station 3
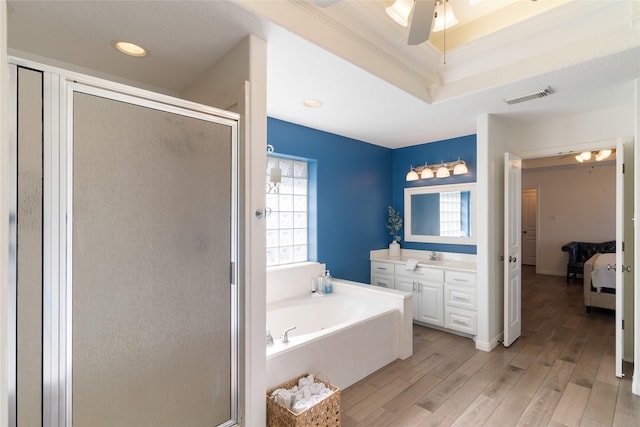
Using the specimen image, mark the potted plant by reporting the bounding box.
[386,205,403,257]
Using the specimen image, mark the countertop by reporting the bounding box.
[370,249,477,273]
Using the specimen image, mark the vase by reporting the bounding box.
[389,241,401,257]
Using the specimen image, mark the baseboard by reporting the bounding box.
[475,332,503,352]
[633,372,640,396]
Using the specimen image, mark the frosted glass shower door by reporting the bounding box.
[71,91,237,426]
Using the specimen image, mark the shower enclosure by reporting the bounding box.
[9,64,240,426]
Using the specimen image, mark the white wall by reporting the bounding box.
[182,35,268,427]
[1,1,9,425]
[634,80,640,395]
[508,104,634,157]
[476,113,510,352]
[523,163,616,276]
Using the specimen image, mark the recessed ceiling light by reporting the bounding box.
[113,41,147,57]
[303,99,322,108]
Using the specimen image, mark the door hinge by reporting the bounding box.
[622,319,624,330]
[622,241,624,252]
[622,163,625,174]
[230,261,235,285]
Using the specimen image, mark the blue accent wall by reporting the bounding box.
[268,118,477,282]
[267,118,392,283]
[392,135,477,254]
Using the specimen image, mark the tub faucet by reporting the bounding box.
[266,326,274,346]
[430,251,439,261]
[282,326,296,343]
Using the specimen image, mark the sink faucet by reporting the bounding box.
[282,326,296,343]
[266,326,274,346]
[430,251,439,261]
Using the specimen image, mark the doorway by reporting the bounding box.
[517,145,634,370]
[521,188,537,267]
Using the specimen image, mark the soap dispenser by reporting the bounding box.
[324,270,333,294]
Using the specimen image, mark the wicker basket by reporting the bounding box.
[266,372,341,427]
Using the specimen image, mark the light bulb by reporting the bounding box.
[406,168,419,181]
[453,161,468,175]
[385,0,413,27]
[432,1,459,32]
[436,163,450,178]
[421,167,434,179]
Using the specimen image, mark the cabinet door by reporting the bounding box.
[395,277,419,320]
[417,282,444,327]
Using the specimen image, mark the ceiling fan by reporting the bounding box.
[314,0,465,46]
[559,149,616,163]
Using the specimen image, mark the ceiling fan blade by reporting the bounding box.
[408,0,436,45]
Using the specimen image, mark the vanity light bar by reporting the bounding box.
[406,158,468,182]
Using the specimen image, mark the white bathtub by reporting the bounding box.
[266,279,412,390]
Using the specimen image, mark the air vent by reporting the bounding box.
[504,86,555,105]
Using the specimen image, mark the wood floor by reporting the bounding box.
[341,266,640,426]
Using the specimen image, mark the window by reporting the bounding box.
[266,156,309,266]
[439,191,468,237]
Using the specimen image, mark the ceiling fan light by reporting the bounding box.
[432,1,459,32]
[385,0,413,27]
[595,149,612,161]
[436,163,450,178]
[420,167,434,179]
[580,151,592,161]
[575,154,584,163]
[406,168,419,181]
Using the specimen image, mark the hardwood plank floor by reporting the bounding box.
[341,266,640,426]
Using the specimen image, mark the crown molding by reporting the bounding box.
[238,0,639,106]
[444,1,633,79]
[237,0,443,102]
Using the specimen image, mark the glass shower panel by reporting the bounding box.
[72,92,233,426]
[17,66,44,427]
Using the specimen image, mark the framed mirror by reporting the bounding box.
[404,183,476,244]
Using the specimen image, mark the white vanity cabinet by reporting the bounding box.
[371,260,395,289]
[444,271,477,334]
[370,250,477,336]
[395,266,444,327]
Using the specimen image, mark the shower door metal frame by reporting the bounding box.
[7,63,18,427]
[31,66,241,427]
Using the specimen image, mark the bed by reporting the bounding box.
[583,253,616,312]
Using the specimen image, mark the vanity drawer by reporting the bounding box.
[445,307,477,335]
[445,285,477,310]
[371,261,394,275]
[372,275,394,289]
[445,271,476,288]
[395,265,443,283]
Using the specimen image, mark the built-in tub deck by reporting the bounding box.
[266,279,412,390]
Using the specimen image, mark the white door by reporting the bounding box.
[615,139,625,377]
[522,189,537,266]
[504,153,522,347]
